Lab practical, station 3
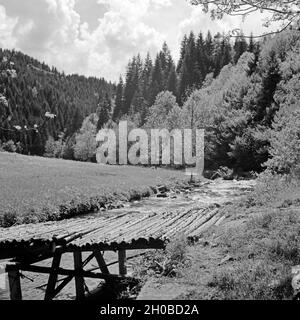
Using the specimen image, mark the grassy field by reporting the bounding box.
[0,152,188,227]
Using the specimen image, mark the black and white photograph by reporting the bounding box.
[0,0,300,310]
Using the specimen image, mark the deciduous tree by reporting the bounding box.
[190,0,300,36]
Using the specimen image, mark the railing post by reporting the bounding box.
[73,251,85,300]
[6,263,22,300]
[118,250,127,276]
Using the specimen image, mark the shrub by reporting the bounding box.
[245,171,299,207]
[74,118,97,162]
[61,136,75,160]
[266,106,300,175]
[0,211,17,227]
[1,140,17,153]
[166,235,188,267]
[44,136,63,158]
[146,91,179,128]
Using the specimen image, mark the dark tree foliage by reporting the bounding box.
[233,33,248,64]
[97,93,112,130]
[123,55,142,115]
[167,64,178,97]
[113,76,124,121]
[149,54,164,106]
[115,30,251,120]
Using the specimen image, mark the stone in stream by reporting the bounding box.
[157,185,168,193]
[157,193,168,198]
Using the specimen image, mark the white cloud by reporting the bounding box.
[0,0,169,80]
[74,0,166,80]
[179,7,238,36]
[0,5,17,48]
[0,0,273,81]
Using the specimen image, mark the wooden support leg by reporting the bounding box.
[52,275,73,298]
[44,251,62,300]
[118,250,127,276]
[93,250,110,275]
[73,251,85,300]
[6,264,22,300]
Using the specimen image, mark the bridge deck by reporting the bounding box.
[0,205,221,260]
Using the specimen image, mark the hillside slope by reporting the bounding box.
[0,49,114,155]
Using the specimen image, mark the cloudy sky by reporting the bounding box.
[0,0,271,82]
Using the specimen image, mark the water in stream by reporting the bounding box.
[0,179,255,300]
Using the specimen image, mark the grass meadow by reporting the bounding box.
[0,152,187,227]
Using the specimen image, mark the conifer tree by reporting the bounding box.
[141,53,153,102]
[97,93,111,130]
[149,55,164,106]
[123,55,142,114]
[123,58,136,114]
[195,32,206,84]
[204,31,214,73]
[177,35,188,73]
[248,33,255,53]
[233,34,248,64]
[158,42,174,90]
[167,64,178,98]
[113,76,124,121]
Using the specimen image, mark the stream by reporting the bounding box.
[0,178,255,300]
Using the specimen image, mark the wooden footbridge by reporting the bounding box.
[0,204,223,300]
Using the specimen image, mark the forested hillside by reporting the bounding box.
[0,49,114,155]
[1,27,300,176]
[0,31,252,160]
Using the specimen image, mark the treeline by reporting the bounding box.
[0,49,114,155]
[0,30,255,159]
[2,28,300,176]
[113,31,258,125]
[142,29,300,174]
[56,30,263,167]
[105,28,300,174]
